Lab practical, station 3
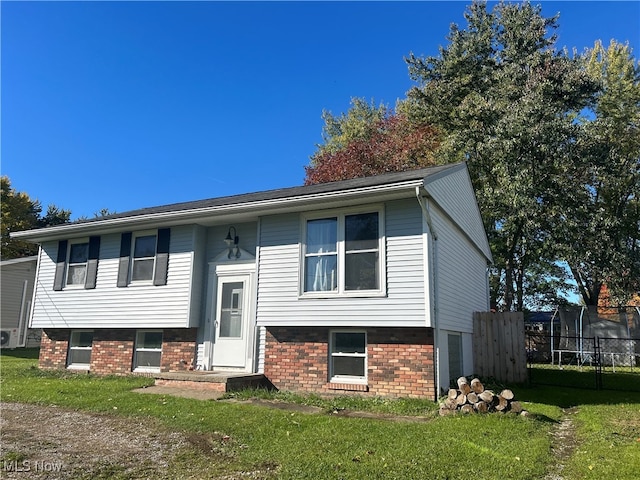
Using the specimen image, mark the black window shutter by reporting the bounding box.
[117,232,132,287]
[84,236,101,289]
[53,240,68,291]
[153,228,170,286]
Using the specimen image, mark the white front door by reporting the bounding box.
[212,274,251,369]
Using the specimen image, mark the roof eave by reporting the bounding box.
[11,179,426,243]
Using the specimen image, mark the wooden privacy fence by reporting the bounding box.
[473,312,527,384]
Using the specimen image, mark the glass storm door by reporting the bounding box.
[212,276,249,368]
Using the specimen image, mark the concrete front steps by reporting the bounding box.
[152,371,270,394]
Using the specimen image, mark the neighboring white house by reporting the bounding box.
[12,163,492,399]
[0,256,40,349]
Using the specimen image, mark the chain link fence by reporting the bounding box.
[526,331,640,391]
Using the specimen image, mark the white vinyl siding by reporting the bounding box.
[30,225,200,329]
[423,164,492,261]
[431,205,490,334]
[256,200,427,328]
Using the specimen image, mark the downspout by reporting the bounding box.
[415,187,440,401]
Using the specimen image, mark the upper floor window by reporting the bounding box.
[53,237,100,291]
[302,209,384,296]
[132,234,157,282]
[66,241,89,286]
[117,228,170,287]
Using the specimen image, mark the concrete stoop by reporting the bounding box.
[133,372,271,401]
[153,371,269,392]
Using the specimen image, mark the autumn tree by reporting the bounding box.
[305,99,441,185]
[405,0,597,310]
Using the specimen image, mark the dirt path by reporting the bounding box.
[544,407,579,480]
[0,402,187,479]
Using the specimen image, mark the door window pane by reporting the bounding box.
[220,282,243,338]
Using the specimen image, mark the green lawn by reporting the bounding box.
[2,349,640,479]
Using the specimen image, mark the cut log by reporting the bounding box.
[474,401,489,413]
[510,401,523,414]
[500,389,515,401]
[460,404,475,414]
[457,377,471,395]
[444,398,457,410]
[447,388,458,400]
[478,390,495,404]
[439,406,456,416]
[455,393,467,406]
[495,395,508,411]
[467,392,478,404]
[470,378,484,394]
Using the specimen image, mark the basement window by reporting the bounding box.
[67,330,93,370]
[133,330,163,373]
[329,331,367,384]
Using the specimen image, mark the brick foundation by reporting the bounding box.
[160,328,198,372]
[265,327,436,399]
[37,328,197,375]
[39,329,71,369]
[90,330,135,375]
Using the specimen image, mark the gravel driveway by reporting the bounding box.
[0,402,187,479]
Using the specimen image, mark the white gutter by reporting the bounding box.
[415,186,440,401]
[12,179,425,242]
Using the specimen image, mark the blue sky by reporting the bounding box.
[2,1,639,220]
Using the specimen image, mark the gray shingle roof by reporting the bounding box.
[74,163,459,224]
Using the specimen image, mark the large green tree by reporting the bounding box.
[405,0,597,310]
[1,176,71,259]
[563,40,640,306]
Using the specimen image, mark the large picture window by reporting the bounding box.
[330,331,367,383]
[302,209,383,295]
[67,330,93,369]
[133,330,163,372]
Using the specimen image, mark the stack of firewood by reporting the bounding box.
[439,377,528,416]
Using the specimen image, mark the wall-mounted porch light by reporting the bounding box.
[224,226,240,259]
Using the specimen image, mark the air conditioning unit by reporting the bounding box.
[0,329,19,349]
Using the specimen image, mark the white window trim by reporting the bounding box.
[65,238,90,289]
[67,330,93,370]
[300,206,386,298]
[129,230,157,285]
[133,329,163,373]
[329,330,368,385]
